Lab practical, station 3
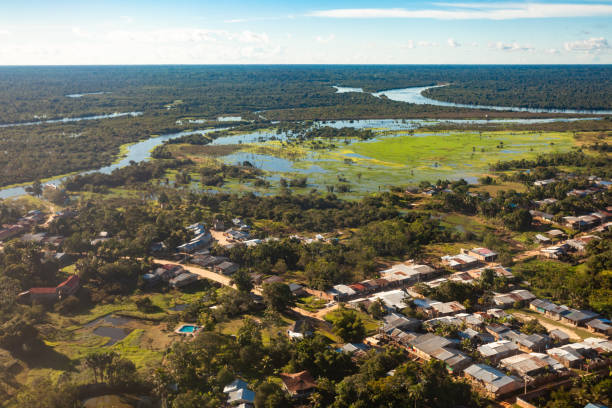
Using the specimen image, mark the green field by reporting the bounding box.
[201,129,577,197]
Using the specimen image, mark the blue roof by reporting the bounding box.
[584,404,607,408]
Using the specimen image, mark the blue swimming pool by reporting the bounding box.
[178,325,198,333]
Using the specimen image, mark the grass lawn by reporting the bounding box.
[324,308,380,337]
[296,296,327,313]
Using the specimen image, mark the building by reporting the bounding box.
[224,379,255,407]
[534,234,552,245]
[530,211,554,223]
[430,301,466,317]
[382,313,421,333]
[467,266,514,281]
[585,319,612,336]
[478,340,520,364]
[499,353,550,378]
[369,289,410,311]
[279,371,317,398]
[547,346,584,368]
[561,310,599,327]
[441,253,479,270]
[287,320,313,340]
[464,364,521,399]
[468,247,498,262]
[549,329,570,345]
[407,333,471,373]
[529,299,571,321]
[169,272,198,288]
[17,274,81,303]
[547,229,566,240]
[215,261,239,276]
[492,290,535,308]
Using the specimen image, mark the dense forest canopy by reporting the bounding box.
[0,65,611,124]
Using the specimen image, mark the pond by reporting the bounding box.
[93,326,133,346]
[0,111,142,128]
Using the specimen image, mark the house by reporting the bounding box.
[191,255,228,268]
[56,275,79,299]
[369,289,410,310]
[441,253,479,270]
[381,313,420,333]
[338,343,369,357]
[478,340,520,364]
[459,328,494,344]
[534,234,552,245]
[547,229,567,240]
[430,301,466,317]
[214,261,239,276]
[493,290,535,308]
[328,284,357,301]
[534,179,556,187]
[499,353,551,378]
[514,333,550,353]
[540,245,567,260]
[407,333,471,373]
[464,364,522,399]
[585,319,612,336]
[529,299,571,321]
[380,263,437,285]
[0,225,25,241]
[534,198,557,207]
[262,275,284,286]
[169,272,198,288]
[279,371,317,398]
[288,283,306,296]
[467,266,514,281]
[224,379,255,406]
[549,329,570,345]
[177,230,212,252]
[530,211,554,223]
[287,319,313,340]
[547,346,584,368]
[561,309,599,327]
[468,247,498,262]
[485,324,511,340]
[450,272,475,285]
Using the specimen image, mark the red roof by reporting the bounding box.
[29,287,57,294]
[279,370,317,394]
[349,283,367,292]
[57,274,79,289]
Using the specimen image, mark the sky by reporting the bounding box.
[0,0,611,64]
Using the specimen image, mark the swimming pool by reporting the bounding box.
[175,324,200,335]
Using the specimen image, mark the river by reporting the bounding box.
[0,85,606,199]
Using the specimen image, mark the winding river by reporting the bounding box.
[1,84,608,199]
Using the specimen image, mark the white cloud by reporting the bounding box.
[489,41,534,52]
[224,19,246,24]
[471,42,479,47]
[545,48,560,54]
[315,34,335,44]
[404,40,415,49]
[71,27,92,39]
[564,37,610,53]
[447,38,460,47]
[418,41,439,47]
[309,3,612,20]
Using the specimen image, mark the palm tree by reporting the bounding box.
[408,383,425,408]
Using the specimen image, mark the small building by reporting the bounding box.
[287,319,313,341]
[547,346,584,368]
[441,253,479,270]
[56,275,80,299]
[430,301,466,317]
[464,364,521,399]
[215,261,239,276]
[534,234,552,245]
[468,247,498,262]
[279,371,317,398]
[530,211,554,223]
[547,229,566,240]
[288,283,306,296]
[549,329,570,345]
[499,353,551,378]
[478,340,520,364]
[369,289,410,310]
[169,272,198,288]
[585,319,612,336]
[382,313,421,333]
[561,309,599,327]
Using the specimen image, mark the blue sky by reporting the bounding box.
[0,0,610,64]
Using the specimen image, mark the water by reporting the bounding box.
[0,111,143,128]
[0,127,222,199]
[372,85,612,115]
[66,91,110,98]
[85,314,133,328]
[224,152,327,174]
[93,326,133,346]
[333,85,364,93]
[217,116,243,122]
[0,112,600,199]
[178,325,198,333]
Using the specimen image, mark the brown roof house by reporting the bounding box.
[279,370,317,398]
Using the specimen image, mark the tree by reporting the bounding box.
[332,309,366,343]
[262,282,294,312]
[367,299,386,320]
[26,180,43,197]
[231,269,254,293]
[254,381,289,408]
[503,208,532,231]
